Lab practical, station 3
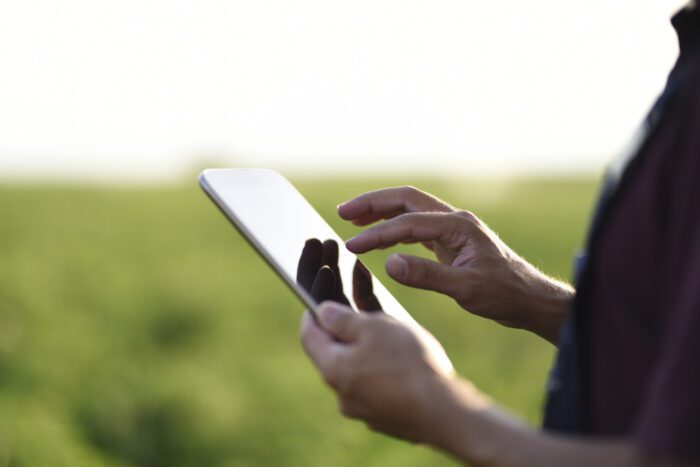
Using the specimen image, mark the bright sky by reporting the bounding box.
[0,0,687,181]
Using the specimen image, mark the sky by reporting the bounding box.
[0,0,688,181]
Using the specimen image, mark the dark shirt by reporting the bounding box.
[544,4,700,461]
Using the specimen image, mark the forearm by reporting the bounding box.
[429,377,687,467]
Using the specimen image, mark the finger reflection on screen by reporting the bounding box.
[297,238,382,313]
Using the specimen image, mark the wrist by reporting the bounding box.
[513,259,574,344]
[422,375,491,462]
[427,376,539,467]
[525,274,574,344]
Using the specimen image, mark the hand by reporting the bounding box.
[297,237,454,373]
[296,238,382,312]
[301,304,690,467]
[338,186,574,343]
[300,302,469,444]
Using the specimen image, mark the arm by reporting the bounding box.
[301,303,697,467]
[338,186,573,344]
[433,378,692,467]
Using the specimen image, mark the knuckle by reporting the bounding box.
[402,185,421,196]
[395,212,412,224]
[393,212,418,230]
[423,262,440,286]
[402,185,428,206]
[450,210,484,242]
[455,209,477,223]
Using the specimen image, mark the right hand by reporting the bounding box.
[338,186,574,344]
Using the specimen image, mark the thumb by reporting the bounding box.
[318,302,364,342]
[386,254,459,297]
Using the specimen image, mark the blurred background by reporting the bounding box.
[0,1,686,466]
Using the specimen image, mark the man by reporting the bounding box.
[300,3,700,466]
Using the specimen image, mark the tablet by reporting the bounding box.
[198,168,421,325]
[199,168,453,371]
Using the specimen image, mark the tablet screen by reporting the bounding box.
[199,168,416,325]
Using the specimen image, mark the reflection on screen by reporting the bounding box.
[296,238,382,312]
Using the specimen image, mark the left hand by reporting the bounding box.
[300,302,462,444]
[302,304,695,467]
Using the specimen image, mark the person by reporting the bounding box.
[299,3,700,466]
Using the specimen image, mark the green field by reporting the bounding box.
[0,176,599,467]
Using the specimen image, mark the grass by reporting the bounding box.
[0,176,599,467]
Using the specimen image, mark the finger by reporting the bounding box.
[346,212,473,254]
[300,311,345,373]
[349,210,402,227]
[318,302,364,343]
[297,238,323,293]
[386,253,461,298]
[352,260,382,312]
[321,239,351,306]
[338,186,453,225]
[310,266,337,303]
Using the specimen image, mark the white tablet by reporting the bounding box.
[198,168,423,323]
[199,168,452,371]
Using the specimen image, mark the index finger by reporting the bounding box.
[346,212,474,254]
[337,186,454,226]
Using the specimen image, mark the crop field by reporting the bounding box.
[0,176,598,466]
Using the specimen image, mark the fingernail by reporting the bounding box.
[387,254,408,280]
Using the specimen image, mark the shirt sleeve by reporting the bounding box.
[634,72,700,461]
